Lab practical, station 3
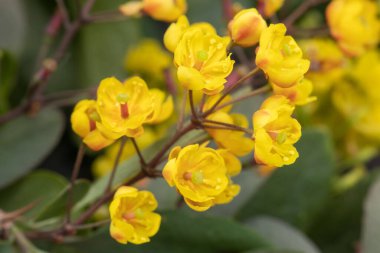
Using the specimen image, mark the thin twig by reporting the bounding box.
[284,0,329,27]
[214,85,271,111]
[56,0,71,29]
[202,67,260,117]
[74,219,110,230]
[105,136,128,193]
[202,119,253,135]
[131,138,146,166]
[188,90,198,120]
[177,89,188,130]
[65,143,85,224]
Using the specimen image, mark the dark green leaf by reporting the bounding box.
[236,128,335,230]
[361,175,380,253]
[307,172,378,253]
[36,180,90,221]
[0,50,17,113]
[246,216,320,253]
[54,210,269,253]
[0,171,67,219]
[0,108,65,188]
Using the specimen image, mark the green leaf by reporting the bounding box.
[36,180,90,221]
[55,210,269,253]
[207,169,266,217]
[236,128,335,230]
[0,241,16,253]
[308,172,378,253]
[361,175,380,253]
[73,155,141,212]
[246,216,320,253]
[0,108,65,188]
[0,171,67,219]
[0,50,17,113]
[0,0,26,56]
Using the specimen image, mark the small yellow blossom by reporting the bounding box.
[272,78,317,106]
[258,0,285,17]
[326,0,380,56]
[300,38,346,93]
[71,100,114,151]
[92,129,158,178]
[203,95,254,156]
[252,95,301,167]
[144,89,174,124]
[109,186,161,244]
[162,144,230,211]
[228,8,267,47]
[164,15,217,53]
[332,51,380,141]
[142,0,187,22]
[256,24,310,88]
[96,77,173,139]
[124,39,171,79]
[174,28,234,95]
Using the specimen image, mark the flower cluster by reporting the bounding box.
[70,1,317,246]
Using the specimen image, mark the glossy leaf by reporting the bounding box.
[0,108,65,188]
[236,129,335,230]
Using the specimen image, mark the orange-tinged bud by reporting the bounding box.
[142,0,187,22]
[228,8,267,47]
[119,1,144,17]
[70,100,114,151]
[258,0,284,17]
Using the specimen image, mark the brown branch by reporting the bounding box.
[65,143,85,224]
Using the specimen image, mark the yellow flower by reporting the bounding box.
[258,0,285,17]
[228,8,267,47]
[174,28,234,95]
[299,38,346,93]
[162,144,229,211]
[96,77,172,139]
[332,51,380,141]
[252,95,301,167]
[272,78,317,106]
[256,24,310,88]
[145,89,174,124]
[164,15,217,53]
[124,39,171,79]
[109,186,161,244]
[92,129,158,178]
[213,150,241,205]
[326,0,380,57]
[142,0,187,22]
[203,95,254,156]
[71,100,114,151]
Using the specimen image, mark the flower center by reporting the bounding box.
[196,50,208,62]
[183,171,204,184]
[276,132,287,144]
[117,93,130,119]
[86,108,100,131]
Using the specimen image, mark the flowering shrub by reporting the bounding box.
[0,0,379,253]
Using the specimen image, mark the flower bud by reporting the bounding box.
[228,8,267,47]
[143,0,187,22]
